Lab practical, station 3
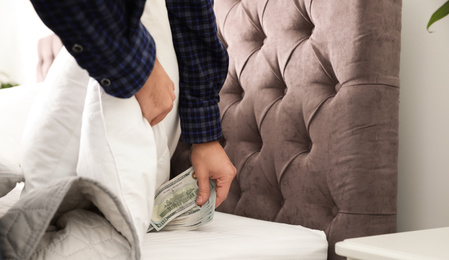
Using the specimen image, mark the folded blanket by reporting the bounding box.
[1,177,136,259]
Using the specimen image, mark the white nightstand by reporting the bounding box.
[335,227,449,260]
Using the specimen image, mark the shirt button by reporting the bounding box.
[100,78,111,86]
[71,44,84,53]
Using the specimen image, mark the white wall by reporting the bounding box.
[398,0,449,232]
[0,0,51,85]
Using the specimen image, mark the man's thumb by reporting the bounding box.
[196,173,211,206]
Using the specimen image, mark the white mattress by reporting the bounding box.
[1,184,328,259]
[143,211,327,260]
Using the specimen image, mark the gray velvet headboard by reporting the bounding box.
[171,0,402,259]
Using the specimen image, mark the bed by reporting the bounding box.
[0,0,401,259]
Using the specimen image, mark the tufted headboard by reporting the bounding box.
[171,0,402,259]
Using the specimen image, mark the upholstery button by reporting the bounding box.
[100,78,111,87]
[331,206,339,216]
[71,44,84,53]
[335,83,342,93]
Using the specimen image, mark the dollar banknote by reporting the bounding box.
[148,167,216,232]
[162,185,216,231]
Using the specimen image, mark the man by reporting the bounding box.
[30,0,236,208]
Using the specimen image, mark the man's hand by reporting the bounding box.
[191,141,237,208]
[36,34,63,82]
[135,58,175,126]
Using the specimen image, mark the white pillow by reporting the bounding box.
[0,150,22,197]
[77,0,182,246]
[76,79,170,250]
[0,84,40,196]
[19,0,181,249]
[0,171,23,198]
[20,48,90,194]
[141,0,181,155]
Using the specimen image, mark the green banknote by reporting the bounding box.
[148,167,216,232]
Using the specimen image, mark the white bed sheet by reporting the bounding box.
[143,212,327,260]
[1,184,327,260]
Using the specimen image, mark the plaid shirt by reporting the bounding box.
[30,0,228,144]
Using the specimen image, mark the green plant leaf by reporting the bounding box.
[0,83,18,89]
[427,0,449,32]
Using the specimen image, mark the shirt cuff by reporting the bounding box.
[179,104,223,144]
[70,23,156,99]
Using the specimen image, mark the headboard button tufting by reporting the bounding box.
[171,1,402,260]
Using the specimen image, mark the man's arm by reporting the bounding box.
[30,0,155,98]
[165,0,229,144]
[166,1,236,207]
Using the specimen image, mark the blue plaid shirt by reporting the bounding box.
[30,0,228,144]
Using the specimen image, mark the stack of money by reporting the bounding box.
[148,167,216,232]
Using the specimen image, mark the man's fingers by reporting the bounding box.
[214,182,231,208]
[190,142,237,208]
[135,58,176,127]
[150,111,167,126]
[36,34,63,82]
[141,89,175,126]
[149,102,173,126]
[214,165,236,208]
[196,170,211,206]
[36,39,53,82]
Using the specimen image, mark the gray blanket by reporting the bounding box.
[0,177,139,260]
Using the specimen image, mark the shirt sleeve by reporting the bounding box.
[30,0,155,98]
[31,0,229,144]
[166,0,229,144]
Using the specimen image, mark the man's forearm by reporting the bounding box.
[31,0,156,98]
[166,0,229,144]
